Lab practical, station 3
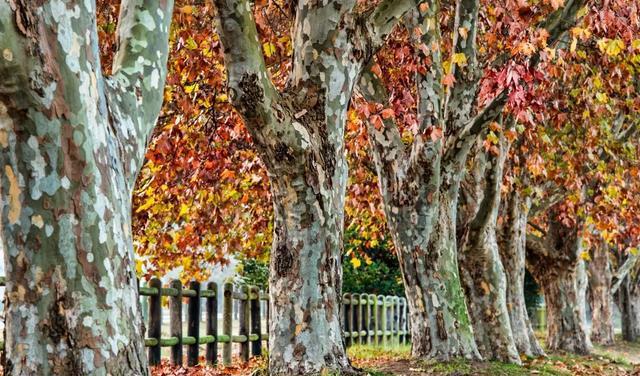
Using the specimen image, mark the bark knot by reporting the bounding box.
[237,73,264,119]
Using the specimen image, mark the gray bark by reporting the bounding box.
[458,134,520,364]
[212,0,418,373]
[588,243,615,346]
[527,218,592,354]
[616,263,640,342]
[498,192,545,357]
[358,4,481,355]
[0,0,173,374]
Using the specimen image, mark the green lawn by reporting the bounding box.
[347,343,638,375]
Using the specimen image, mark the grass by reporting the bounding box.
[347,343,637,375]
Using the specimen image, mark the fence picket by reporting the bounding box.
[223,282,233,365]
[250,286,262,356]
[187,281,201,366]
[148,278,162,366]
[169,279,183,366]
[206,282,218,365]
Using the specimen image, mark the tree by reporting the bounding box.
[357,0,585,361]
[0,0,173,374]
[616,262,640,342]
[212,0,421,373]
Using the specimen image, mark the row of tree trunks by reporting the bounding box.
[527,217,592,355]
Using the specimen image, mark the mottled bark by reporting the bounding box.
[358,5,479,356]
[0,0,173,374]
[458,135,520,364]
[616,265,640,342]
[588,243,615,346]
[213,0,418,373]
[527,219,592,354]
[498,193,545,357]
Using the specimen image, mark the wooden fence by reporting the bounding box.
[0,276,408,367]
[138,279,410,367]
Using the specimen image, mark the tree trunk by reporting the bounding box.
[458,140,520,364]
[0,0,173,374]
[527,220,592,354]
[388,188,480,361]
[616,270,640,342]
[498,193,545,357]
[267,150,352,374]
[213,0,422,372]
[588,243,615,345]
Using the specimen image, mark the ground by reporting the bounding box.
[147,337,640,375]
[348,343,640,376]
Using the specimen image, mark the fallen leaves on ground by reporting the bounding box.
[152,357,266,376]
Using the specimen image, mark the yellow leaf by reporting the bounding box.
[452,53,467,66]
[263,42,276,58]
[580,251,591,261]
[179,203,189,217]
[350,257,361,269]
[136,197,155,213]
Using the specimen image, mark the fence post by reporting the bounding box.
[206,282,218,365]
[400,298,407,345]
[223,282,233,365]
[372,294,378,346]
[367,294,376,345]
[342,293,350,347]
[250,286,262,356]
[148,278,162,366]
[395,297,401,346]
[239,285,250,362]
[169,279,183,366]
[187,281,201,366]
[357,294,366,345]
[380,295,388,347]
[353,293,361,346]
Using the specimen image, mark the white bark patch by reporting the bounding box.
[292,122,310,149]
[59,214,79,279]
[31,215,44,229]
[2,49,12,61]
[137,10,157,31]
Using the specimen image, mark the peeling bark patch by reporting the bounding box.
[238,73,264,118]
[274,243,294,277]
[5,165,21,224]
[436,310,448,340]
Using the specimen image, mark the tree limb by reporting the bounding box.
[365,0,425,50]
[112,0,174,126]
[358,68,407,197]
[612,253,639,294]
[214,0,304,155]
[444,0,481,132]
[447,0,586,162]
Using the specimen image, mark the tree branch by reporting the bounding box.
[414,1,444,134]
[214,0,304,155]
[612,253,639,294]
[358,68,407,197]
[444,0,481,132]
[446,0,586,162]
[365,0,425,50]
[112,0,174,126]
